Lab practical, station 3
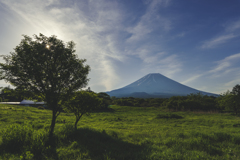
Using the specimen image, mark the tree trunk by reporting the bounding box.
[49,110,57,139]
[74,117,80,130]
[74,115,82,130]
[48,100,59,140]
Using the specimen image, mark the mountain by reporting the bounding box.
[106,73,218,98]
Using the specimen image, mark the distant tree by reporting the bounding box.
[231,84,240,114]
[13,86,43,101]
[0,33,90,138]
[0,86,39,102]
[64,91,101,129]
[165,96,184,111]
[187,93,216,111]
[231,84,240,96]
[86,87,93,92]
[97,92,111,100]
[0,86,22,102]
[97,92,111,109]
[217,87,240,115]
[0,86,13,102]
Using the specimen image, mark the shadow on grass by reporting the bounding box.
[0,125,151,160]
[94,107,115,113]
[58,127,151,160]
[156,113,183,119]
[0,132,59,160]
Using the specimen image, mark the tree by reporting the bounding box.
[97,92,111,109]
[231,84,240,115]
[217,87,240,115]
[0,33,90,138]
[231,84,240,96]
[0,86,16,102]
[0,86,38,102]
[64,91,101,129]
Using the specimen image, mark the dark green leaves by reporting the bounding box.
[0,33,90,103]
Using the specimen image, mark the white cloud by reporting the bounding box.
[223,52,240,61]
[224,76,240,88]
[123,0,181,78]
[137,47,182,77]
[180,53,240,93]
[126,0,171,43]
[201,34,237,49]
[209,53,240,73]
[4,0,239,94]
[201,18,240,49]
[0,0,127,91]
[181,74,202,84]
[225,19,240,32]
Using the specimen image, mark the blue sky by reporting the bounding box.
[0,0,240,94]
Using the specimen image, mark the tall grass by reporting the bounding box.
[0,104,240,159]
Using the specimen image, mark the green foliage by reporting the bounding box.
[0,33,90,137]
[97,92,111,100]
[0,121,55,159]
[64,91,101,129]
[1,104,240,159]
[0,33,90,97]
[156,113,183,119]
[97,92,111,109]
[217,84,240,115]
[0,86,42,102]
[112,97,162,107]
[231,84,240,95]
[0,86,23,102]
[217,92,240,115]
[165,93,218,111]
[1,125,52,159]
[1,124,33,153]
[30,130,49,157]
[37,106,45,110]
[112,94,218,111]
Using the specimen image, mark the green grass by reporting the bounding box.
[0,104,240,159]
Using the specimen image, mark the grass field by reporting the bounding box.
[0,104,240,159]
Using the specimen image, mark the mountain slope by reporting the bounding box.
[106,73,218,98]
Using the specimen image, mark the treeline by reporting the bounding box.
[112,96,165,107]
[1,85,240,115]
[0,86,110,110]
[111,93,218,111]
[111,84,240,115]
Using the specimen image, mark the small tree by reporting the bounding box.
[217,86,240,115]
[0,33,90,138]
[64,91,101,129]
[231,84,240,96]
[97,92,111,109]
[231,84,240,115]
[0,86,38,102]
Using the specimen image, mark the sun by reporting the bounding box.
[46,45,50,49]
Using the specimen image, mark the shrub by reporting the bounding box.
[156,113,183,119]
[58,124,76,141]
[1,124,33,153]
[30,130,49,157]
[37,106,45,110]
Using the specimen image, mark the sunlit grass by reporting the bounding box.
[0,104,240,159]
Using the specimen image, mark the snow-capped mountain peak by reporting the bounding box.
[106,73,218,98]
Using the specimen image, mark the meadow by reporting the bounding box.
[0,104,240,160]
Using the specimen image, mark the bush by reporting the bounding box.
[1,124,49,159]
[156,113,183,119]
[1,124,33,153]
[30,130,49,157]
[57,124,76,141]
[37,106,45,110]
